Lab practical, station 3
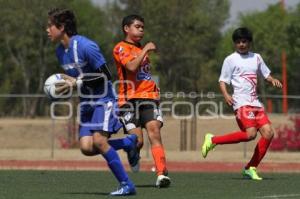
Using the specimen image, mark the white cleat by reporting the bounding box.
[155,175,171,188]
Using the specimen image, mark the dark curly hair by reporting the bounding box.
[122,14,144,33]
[48,8,77,37]
[232,27,253,43]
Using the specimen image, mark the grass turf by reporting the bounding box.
[0,170,300,199]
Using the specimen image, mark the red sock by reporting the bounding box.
[245,137,272,169]
[212,131,249,145]
[151,146,167,176]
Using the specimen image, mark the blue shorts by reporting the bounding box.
[78,100,123,138]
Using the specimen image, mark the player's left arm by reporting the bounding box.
[60,69,110,90]
[265,75,282,88]
[124,42,156,72]
[258,54,282,89]
[77,66,110,88]
[84,41,111,78]
[74,41,112,89]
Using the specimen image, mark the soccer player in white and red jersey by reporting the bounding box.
[201,27,282,180]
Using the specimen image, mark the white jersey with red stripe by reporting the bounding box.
[219,51,271,110]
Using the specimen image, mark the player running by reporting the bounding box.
[113,14,171,187]
[46,8,137,196]
[201,27,282,180]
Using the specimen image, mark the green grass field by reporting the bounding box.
[1,170,300,199]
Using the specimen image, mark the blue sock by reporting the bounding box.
[108,137,132,151]
[103,147,130,184]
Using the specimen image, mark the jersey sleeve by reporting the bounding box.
[113,44,135,67]
[218,58,233,84]
[257,54,271,79]
[84,41,106,71]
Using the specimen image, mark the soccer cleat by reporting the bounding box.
[155,175,171,188]
[201,133,216,158]
[125,134,140,172]
[242,167,263,180]
[110,181,136,196]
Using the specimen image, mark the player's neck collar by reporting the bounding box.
[123,40,141,47]
[236,51,250,56]
[61,35,77,49]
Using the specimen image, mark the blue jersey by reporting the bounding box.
[56,35,116,102]
[55,35,122,135]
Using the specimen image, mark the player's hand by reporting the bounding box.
[61,74,77,88]
[144,42,156,52]
[271,78,282,88]
[54,81,72,95]
[54,74,76,95]
[224,94,234,106]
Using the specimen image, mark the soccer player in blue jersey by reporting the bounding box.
[46,8,137,196]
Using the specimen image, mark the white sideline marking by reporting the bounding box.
[255,194,300,198]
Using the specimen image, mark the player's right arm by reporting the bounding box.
[219,81,234,106]
[125,42,156,72]
[219,57,234,106]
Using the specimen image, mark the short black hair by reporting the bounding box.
[48,8,77,37]
[122,14,144,33]
[232,27,253,43]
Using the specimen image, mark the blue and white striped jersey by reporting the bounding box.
[55,35,116,102]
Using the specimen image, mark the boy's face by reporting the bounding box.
[124,19,144,42]
[46,19,64,42]
[234,39,250,54]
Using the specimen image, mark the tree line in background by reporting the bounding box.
[0,0,299,117]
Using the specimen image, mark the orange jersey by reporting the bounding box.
[113,41,160,106]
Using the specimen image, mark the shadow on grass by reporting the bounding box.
[62,192,138,197]
[230,177,276,180]
[62,192,109,196]
[135,184,156,188]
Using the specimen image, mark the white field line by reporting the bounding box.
[255,194,300,199]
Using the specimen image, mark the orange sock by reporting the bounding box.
[151,145,167,176]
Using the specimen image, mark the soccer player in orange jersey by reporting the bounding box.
[113,14,170,188]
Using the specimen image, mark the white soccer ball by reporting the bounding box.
[44,73,70,100]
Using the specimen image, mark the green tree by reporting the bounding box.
[0,0,112,117]
[217,3,291,111]
[287,4,300,96]
[240,4,288,99]
[107,0,230,95]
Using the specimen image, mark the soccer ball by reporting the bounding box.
[44,73,71,100]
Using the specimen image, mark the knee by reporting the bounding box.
[247,132,257,141]
[259,124,274,140]
[147,130,163,147]
[137,138,144,149]
[80,148,94,156]
[148,129,161,143]
[80,140,94,156]
[80,142,96,156]
[93,136,108,153]
[262,129,274,140]
[147,125,160,138]
[93,139,106,150]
